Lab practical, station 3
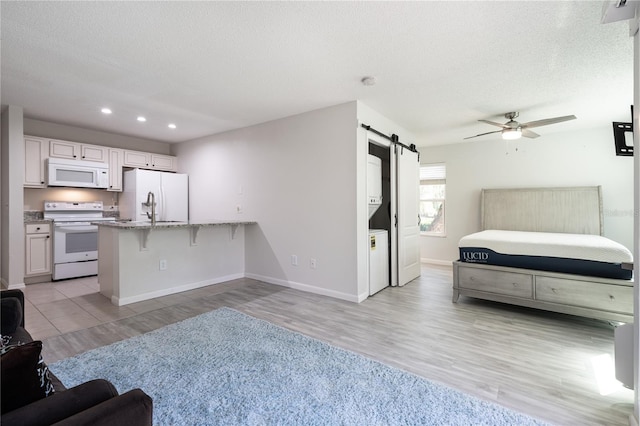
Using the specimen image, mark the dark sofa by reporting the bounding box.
[1,289,153,425]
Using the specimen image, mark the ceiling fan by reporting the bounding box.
[464,112,577,140]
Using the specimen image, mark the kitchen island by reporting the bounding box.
[96,220,256,306]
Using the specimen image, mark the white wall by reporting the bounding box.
[631,12,639,425]
[174,102,361,301]
[24,188,119,212]
[1,106,26,289]
[24,118,171,154]
[419,125,634,263]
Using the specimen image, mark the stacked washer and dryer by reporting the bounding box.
[368,155,389,295]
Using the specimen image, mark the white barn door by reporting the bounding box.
[396,146,421,286]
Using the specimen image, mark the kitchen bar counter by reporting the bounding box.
[97,220,256,306]
[94,219,255,229]
[95,220,256,248]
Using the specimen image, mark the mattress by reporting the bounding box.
[458,230,633,280]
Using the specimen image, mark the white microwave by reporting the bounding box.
[46,158,109,189]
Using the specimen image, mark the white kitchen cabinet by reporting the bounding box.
[49,139,77,159]
[50,139,108,162]
[150,153,177,171]
[108,148,124,192]
[25,136,177,189]
[24,136,49,187]
[25,223,51,276]
[81,144,108,162]
[123,150,177,172]
[123,150,150,168]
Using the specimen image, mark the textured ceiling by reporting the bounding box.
[1,1,635,147]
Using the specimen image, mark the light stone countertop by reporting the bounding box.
[94,220,256,230]
[24,219,53,224]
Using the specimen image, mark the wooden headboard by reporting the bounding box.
[481,186,603,235]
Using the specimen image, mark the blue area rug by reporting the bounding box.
[50,308,547,425]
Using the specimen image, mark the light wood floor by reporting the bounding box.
[24,265,634,425]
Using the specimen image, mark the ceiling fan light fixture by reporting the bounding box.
[502,128,522,140]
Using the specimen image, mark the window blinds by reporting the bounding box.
[420,163,446,182]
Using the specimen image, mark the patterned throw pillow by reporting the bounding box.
[1,339,55,413]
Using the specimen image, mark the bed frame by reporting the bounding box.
[452,186,633,323]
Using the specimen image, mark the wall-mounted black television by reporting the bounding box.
[613,105,634,157]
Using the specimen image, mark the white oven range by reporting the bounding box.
[44,201,115,280]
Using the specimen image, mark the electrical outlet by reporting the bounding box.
[236,205,243,214]
[310,258,317,269]
[159,259,167,271]
[291,255,298,266]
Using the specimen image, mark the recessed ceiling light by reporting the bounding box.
[137,116,146,122]
[168,123,177,129]
[101,108,112,114]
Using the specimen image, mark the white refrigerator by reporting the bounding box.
[120,169,188,222]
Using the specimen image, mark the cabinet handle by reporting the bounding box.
[36,227,40,231]
[82,156,85,158]
[73,155,77,158]
[46,235,50,239]
[40,181,44,184]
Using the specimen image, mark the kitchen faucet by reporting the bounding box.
[145,191,156,225]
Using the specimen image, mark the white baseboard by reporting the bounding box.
[1,277,26,290]
[421,258,454,267]
[245,273,360,303]
[112,273,244,306]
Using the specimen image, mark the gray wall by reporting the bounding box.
[174,102,362,301]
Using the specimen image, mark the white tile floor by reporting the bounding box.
[22,276,190,340]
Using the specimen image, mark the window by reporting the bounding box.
[420,163,446,235]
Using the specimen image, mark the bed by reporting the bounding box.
[452,186,634,323]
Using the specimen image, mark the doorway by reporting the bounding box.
[369,142,392,288]
[367,138,421,292]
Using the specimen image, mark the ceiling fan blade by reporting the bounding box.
[522,129,540,139]
[463,130,502,140]
[478,119,508,128]
[521,115,576,129]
